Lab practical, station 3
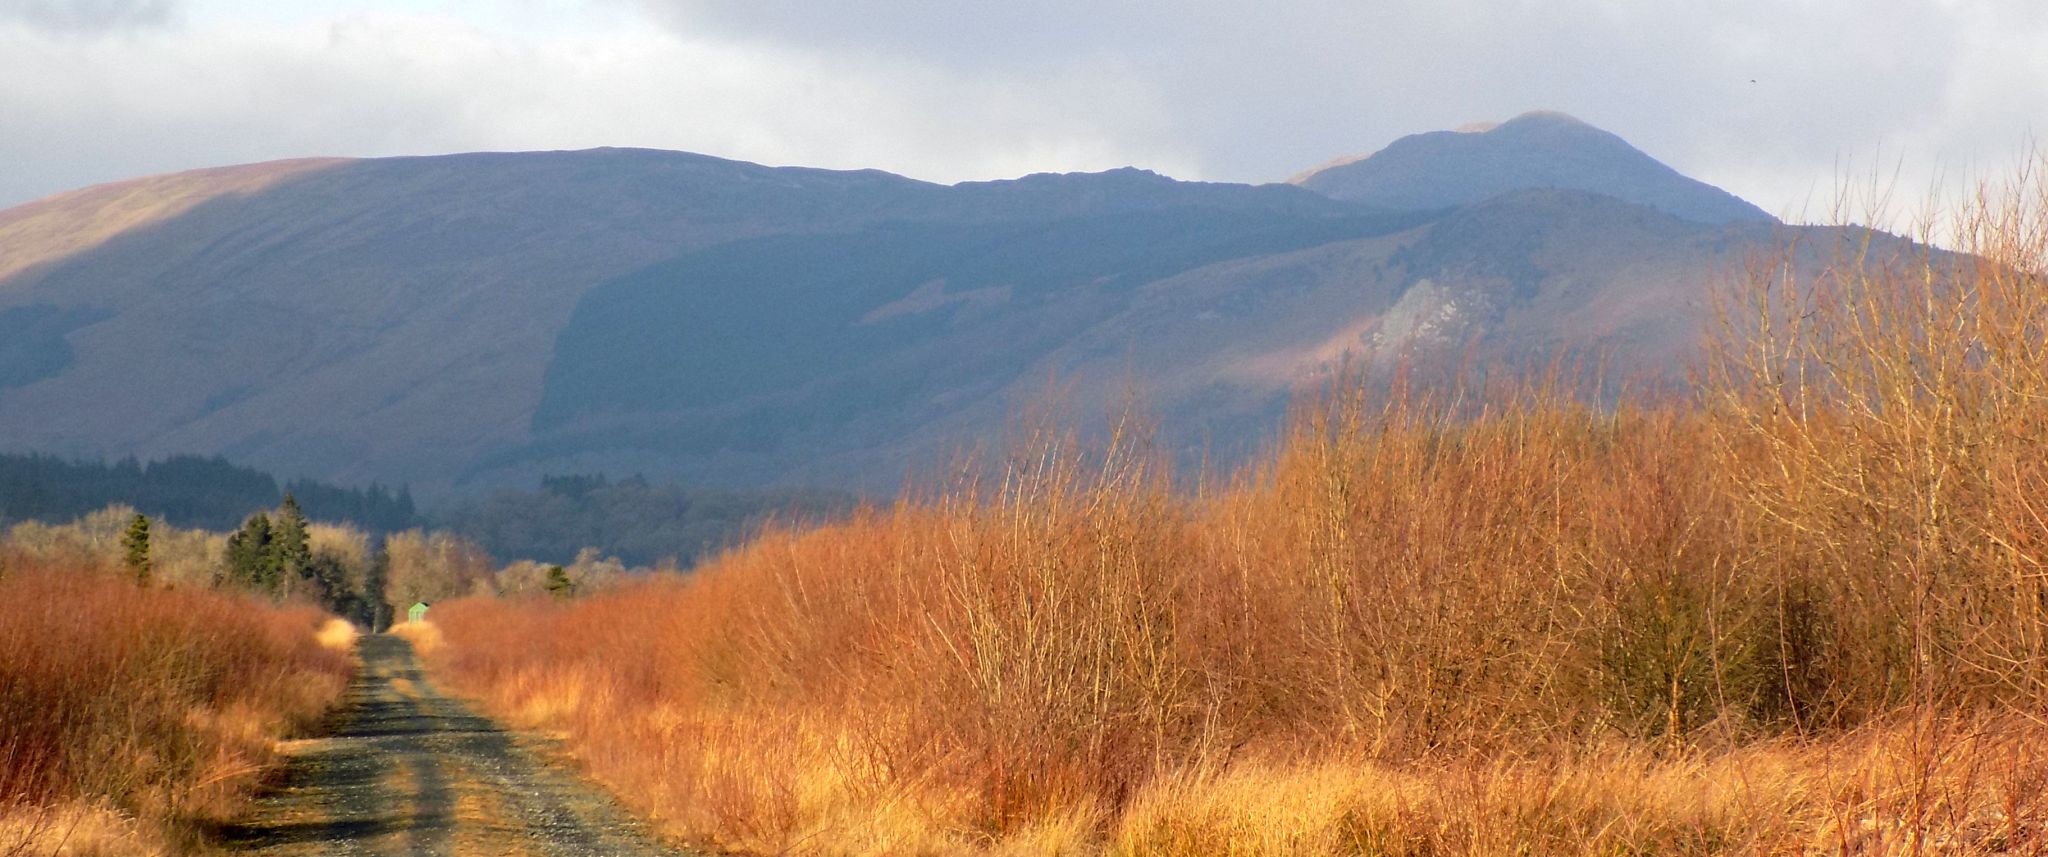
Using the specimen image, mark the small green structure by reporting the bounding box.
[408,601,430,624]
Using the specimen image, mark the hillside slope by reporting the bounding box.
[0,118,1808,495]
[504,189,1775,488]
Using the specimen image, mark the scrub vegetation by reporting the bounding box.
[0,495,514,855]
[417,162,2048,855]
[0,555,355,856]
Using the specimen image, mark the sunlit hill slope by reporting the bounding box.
[0,112,1794,495]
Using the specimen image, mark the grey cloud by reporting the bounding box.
[0,0,178,34]
[621,0,2046,218]
[0,11,1192,207]
[627,0,1186,68]
[2,0,2044,223]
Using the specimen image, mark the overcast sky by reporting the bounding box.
[4,0,2043,221]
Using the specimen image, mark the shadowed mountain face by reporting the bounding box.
[517,207,1433,486]
[0,117,1810,496]
[1294,111,1776,226]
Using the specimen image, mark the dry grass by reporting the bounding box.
[0,802,166,857]
[386,618,443,658]
[0,558,355,856]
[315,618,361,653]
[1113,713,2048,856]
[417,161,2048,855]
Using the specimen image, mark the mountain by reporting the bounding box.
[0,116,1811,497]
[1293,111,1776,226]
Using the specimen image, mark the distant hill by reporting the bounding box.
[1292,111,1775,226]
[0,115,1834,496]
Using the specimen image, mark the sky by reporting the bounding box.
[3,0,2044,222]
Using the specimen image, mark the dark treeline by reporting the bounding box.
[1,451,849,570]
[285,477,418,532]
[0,452,416,533]
[434,474,853,567]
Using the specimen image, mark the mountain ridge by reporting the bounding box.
[0,115,1816,496]
[1292,111,1775,226]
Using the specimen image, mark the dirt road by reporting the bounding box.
[218,635,687,857]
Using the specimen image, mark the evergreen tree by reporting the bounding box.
[121,513,151,586]
[303,552,353,616]
[224,513,275,594]
[271,493,313,593]
[544,564,574,600]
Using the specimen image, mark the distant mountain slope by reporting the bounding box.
[0,157,346,284]
[510,206,1431,485]
[0,117,1816,496]
[856,189,1784,485]
[0,147,1357,492]
[1,148,946,488]
[1293,111,1775,225]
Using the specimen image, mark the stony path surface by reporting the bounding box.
[217,635,688,857]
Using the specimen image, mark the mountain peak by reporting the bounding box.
[989,165,1172,187]
[1498,109,1590,127]
[1292,112,1774,225]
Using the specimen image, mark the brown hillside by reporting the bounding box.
[0,122,1823,496]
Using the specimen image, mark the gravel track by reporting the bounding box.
[217,635,688,857]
